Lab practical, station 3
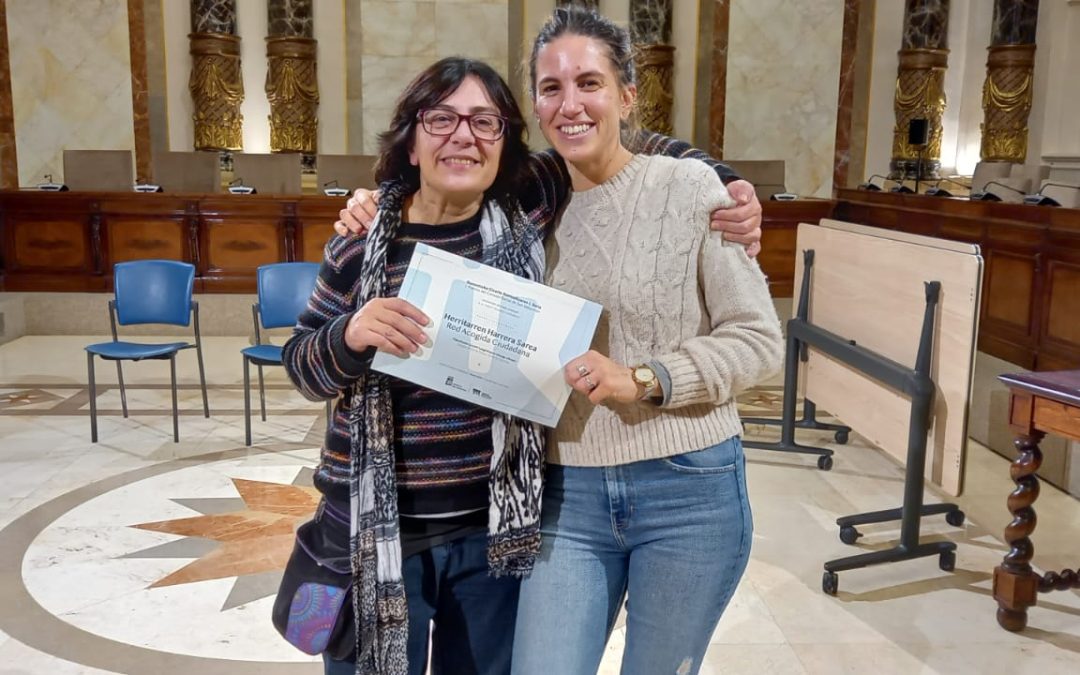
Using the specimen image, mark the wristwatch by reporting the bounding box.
[631,364,659,399]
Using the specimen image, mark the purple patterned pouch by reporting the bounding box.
[273,511,355,659]
[284,582,349,654]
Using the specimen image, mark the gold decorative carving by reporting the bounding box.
[189,33,244,151]
[981,44,1036,163]
[266,37,319,154]
[891,48,947,163]
[634,44,675,136]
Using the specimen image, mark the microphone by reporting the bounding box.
[133,176,163,193]
[323,179,350,197]
[925,177,970,197]
[971,180,1024,202]
[1023,182,1080,207]
[37,173,69,192]
[857,174,889,191]
[889,181,915,194]
[857,174,911,192]
[228,176,256,195]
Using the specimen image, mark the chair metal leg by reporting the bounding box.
[115,361,128,418]
[196,342,209,417]
[87,353,98,443]
[257,364,267,422]
[243,357,252,446]
[325,399,332,428]
[170,355,179,443]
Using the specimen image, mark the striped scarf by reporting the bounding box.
[347,181,546,674]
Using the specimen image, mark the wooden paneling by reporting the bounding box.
[10,218,89,269]
[107,218,187,263]
[834,189,1080,371]
[4,188,1079,373]
[758,199,834,297]
[0,191,344,293]
[297,199,341,265]
[984,251,1034,330]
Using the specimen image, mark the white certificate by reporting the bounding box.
[370,243,601,427]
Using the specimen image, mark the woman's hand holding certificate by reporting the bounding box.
[370,244,602,427]
[346,297,431,358]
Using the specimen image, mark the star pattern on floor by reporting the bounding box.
[124,467,320,610]
[0,389,62,409]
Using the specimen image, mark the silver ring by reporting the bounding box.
[583,375,596,390]
[577,364,590,377]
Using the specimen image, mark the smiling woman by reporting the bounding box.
[510,7,784,675]
[280,57,549,675]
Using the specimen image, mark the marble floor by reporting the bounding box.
[0,335,1077,674]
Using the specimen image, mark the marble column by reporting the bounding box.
[833,0,871,191]
[127,0,152,182]
[189,0,244,151]
[702,0,731,158]
[0,0,18,189]
[889,0,949,180]
[630,0,674,135]
[266,0,318,154]
[980,0,1039,163]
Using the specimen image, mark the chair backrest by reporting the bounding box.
[971,161,1012,192]
[986,176,1030,203]
[1040,180,1080,208]
[63,150,134,191]
[257,262,321,329]
[1010,163,1049,187]
[113,260,195,326]
[317,154,378,192]
[231,153,302,194]
[152,151,221,193]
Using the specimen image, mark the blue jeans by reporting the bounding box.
[511,437,753,675]
[323,530,520,675]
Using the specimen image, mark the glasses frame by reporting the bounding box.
[415,108,508,142]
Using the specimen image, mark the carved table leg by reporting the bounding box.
[993,432,1044,631]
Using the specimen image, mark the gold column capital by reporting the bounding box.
[890,47,948,179]
[980,43,1036,163]
[188,31,244,151]
[265,36,319,154]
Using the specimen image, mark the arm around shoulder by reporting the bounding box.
[653,177,784,408]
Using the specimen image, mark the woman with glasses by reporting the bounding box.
[283,58,541,675]
[283,54,756,675]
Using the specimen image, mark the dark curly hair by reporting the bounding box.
[374,57,529,201]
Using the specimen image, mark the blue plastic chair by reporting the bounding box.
[85,260,209,443]
[243,262,325,445]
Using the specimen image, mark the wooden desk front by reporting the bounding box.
[0,190,832,296]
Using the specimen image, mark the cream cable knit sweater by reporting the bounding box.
[547,154,784,467]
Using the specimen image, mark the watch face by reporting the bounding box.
[634,366,656,385]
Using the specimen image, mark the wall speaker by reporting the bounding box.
[908,118,929,146]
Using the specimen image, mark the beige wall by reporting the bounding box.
[1031,0,1080,166]
[8,0,135,186]
[724,0,845,197]
[358,1,510,154]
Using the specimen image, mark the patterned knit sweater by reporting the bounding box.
[284,135,743,515]
[546,155,785,466]
[285,213,495,514]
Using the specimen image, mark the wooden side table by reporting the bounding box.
[993,370,1080,631]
